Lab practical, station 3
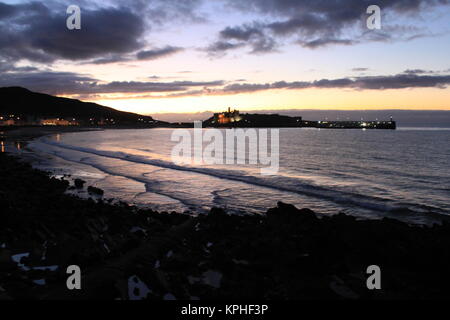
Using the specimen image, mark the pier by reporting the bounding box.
[314,120,396,130]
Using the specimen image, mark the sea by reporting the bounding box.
[14,127,450,225]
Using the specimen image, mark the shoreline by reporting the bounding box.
[1,127,450,300]
[1,143,450,299]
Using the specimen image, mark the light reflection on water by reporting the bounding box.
[1,140,24,153]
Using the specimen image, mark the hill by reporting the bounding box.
[0,87,159,126]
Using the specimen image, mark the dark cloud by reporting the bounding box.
[0,2,16,19]
[0,62,39,73]
[218,74,450,94]
[267,13,335,36]
[2,69,449,99]
[89,55,130,65]
[222,83,272,93]
[0,1,49,18]
[299,38,356,49]
[0,3,145,63]
[352,68,369,72]
[156,72,450,97]
[0,69,224,96]
[88,46,183,64]
[93,80,224,95]
[353,74,450,90]
[207,0,450,54]
[0,71,96,95]
[206,41,246,55]
[229,0,450,19]
[206,23,277,55]
[206,24,274,54]
[250,36,277,53]
[403,69,434,74]
[122,0,206,25]
[137,46,183,60]
[3,0,447,62]
[220,24,263,41]
[0,1,200,64]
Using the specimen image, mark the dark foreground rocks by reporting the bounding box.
[87,186,104,196]
[1,153,450,300]
[74,179,85,189]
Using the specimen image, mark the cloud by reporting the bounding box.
[206,41,246,55]
[298,38,356,49]
[217,74,450,94]
[92,80,224,94]
[0,62,39,73]
[0,71,96,95]
[0,4,145,63]
[402,69,435,74]
[137,46,183,60]
[206,23,277,55]
[89,55,131,65]
[2,67,449,99]
[220,24,264,41]
[228,0,450,20]
[120,0,206,25]
[0,69,224,96]
[0,1,201,64]
[352,68,369,72]
[137,72,450,98]
[206,0,450,54]
[88,46,183,64]
[4,0,448,63]
[0,2,16,19]
[353,74,450,90]
[250,36,277,53]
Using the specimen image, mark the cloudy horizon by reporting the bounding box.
[1,0,449,114]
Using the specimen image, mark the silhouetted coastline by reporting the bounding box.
[1,88,396,130]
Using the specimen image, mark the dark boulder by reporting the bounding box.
[267,202,317,223]
[74,179,86,189]
[88,186,104,196]
[209,207,227,217]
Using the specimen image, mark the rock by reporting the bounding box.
[74,179,86,189]
[209,207,227,216]
[88,186,104,196]
[163,293,176,300]
[0,250,16,272]
[266,202,317,223]
[201,270,223,289]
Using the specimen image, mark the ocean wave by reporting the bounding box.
[30,136,445,220]
[29,139,199,210]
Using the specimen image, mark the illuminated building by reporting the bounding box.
[213,108,242,124]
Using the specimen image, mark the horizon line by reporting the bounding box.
[145,108,450,115]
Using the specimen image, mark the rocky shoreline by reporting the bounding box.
[1,152,450,300]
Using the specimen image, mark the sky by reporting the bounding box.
[1,0,450,116]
